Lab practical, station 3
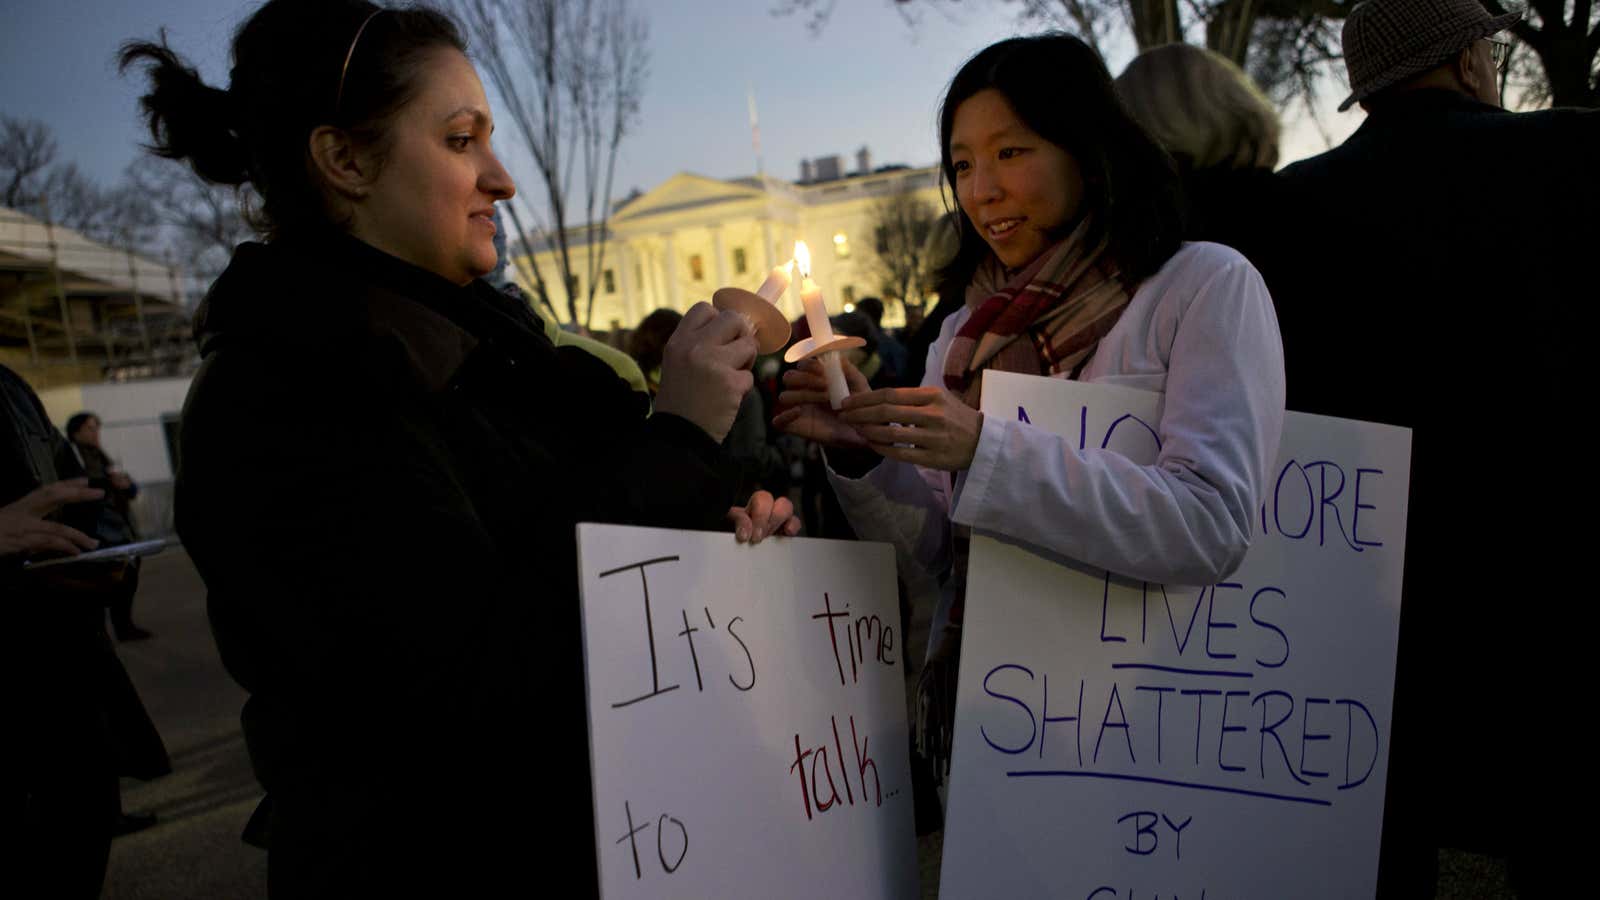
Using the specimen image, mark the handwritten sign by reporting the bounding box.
[939,372,1410,899]
[577,525,919,899]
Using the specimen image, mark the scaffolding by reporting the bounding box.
[0,205,193,379]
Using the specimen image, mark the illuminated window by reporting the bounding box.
[842,285,856,304]
[733,247,748,275]
[832,232,850,258]
[603,269,616,294]
[689,254,705,281]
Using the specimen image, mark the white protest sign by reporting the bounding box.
[939,372,1410,900]
[577,525,919,900]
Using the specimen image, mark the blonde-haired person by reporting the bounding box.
[1116,44,1282,274]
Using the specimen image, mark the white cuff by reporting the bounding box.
[950,410,1009,528]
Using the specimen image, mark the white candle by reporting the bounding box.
[799,276,833,344]
[755,261,792,304]
[789,248,805,323]
[794,240,849,409]
[793,242,830,339]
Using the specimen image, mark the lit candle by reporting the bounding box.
[794,240,850,409]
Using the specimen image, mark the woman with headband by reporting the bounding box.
[122,1,795,893]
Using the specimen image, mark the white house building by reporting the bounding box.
[511,161,948,332]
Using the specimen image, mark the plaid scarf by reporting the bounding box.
[918,219,1130,785]
[941,217,1130,409]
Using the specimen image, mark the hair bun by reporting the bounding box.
[120,38,251,186]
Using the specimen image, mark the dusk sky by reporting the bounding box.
[2,0,1360,219]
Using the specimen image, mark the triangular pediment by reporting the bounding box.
[610,172,770,224]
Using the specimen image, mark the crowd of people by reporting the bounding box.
[3,0,1595,895]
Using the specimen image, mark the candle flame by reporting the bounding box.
[793,240,812,277]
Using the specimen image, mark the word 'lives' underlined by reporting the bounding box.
[1110,663,1254,679]
[1007,770,1332,807]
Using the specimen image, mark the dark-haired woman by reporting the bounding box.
[122,2,794,894]
[65,411,151,641]
[776,34,1285,777]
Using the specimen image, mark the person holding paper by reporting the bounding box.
[0,481,102,561]
[3,363,171,898]
[122,2,795,895]
[776,33,1285,779]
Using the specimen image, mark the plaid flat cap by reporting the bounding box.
[1339,0,1522,111]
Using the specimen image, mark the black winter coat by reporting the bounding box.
[176,233,737,897]
[2,364,170,795]
[1264,90,1598,868]
[1178,165,1285,287]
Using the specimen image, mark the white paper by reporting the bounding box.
[578,525,920,900]
[940,372,1411,900]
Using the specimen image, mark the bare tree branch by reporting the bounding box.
[1,115,59,209]
[1015,0,1114,58]
[773,0,1359,106]
[1486,0,1600,108]
[771,0,841,36]
[865,182,943,315]
[455,0,649,328]
[124,155,252,282]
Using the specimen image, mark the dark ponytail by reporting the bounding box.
[120,0,466,241]
[119,36,251,187]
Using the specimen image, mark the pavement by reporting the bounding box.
[101,547,267,899]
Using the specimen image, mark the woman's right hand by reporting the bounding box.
[653,302,758,444]
[771,356,872,449]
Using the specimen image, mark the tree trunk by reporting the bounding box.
[1536,30,1599,107]
[1127,0,1182,49]
[1206,0,1260,65]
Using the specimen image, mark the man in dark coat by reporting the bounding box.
[1265,0,1598,895]
[1,363,171,898]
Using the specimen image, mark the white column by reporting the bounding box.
[616,242,637,325]
[644,242,662,312]
[662,232,682,311]
[711,225,729,288]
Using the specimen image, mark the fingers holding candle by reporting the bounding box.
[711,287,790,355]
[783,240,864,409]
[772,358,872,449]
[655,302,758,443]
[837,385,984,472]
[711,259,792,354]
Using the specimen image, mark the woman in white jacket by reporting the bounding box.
[775,33,1285,778]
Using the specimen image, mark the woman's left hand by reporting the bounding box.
[728,490,802,544]
[839,386,984,472]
